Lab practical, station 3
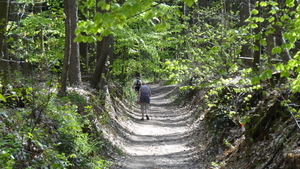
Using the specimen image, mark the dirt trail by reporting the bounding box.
[111,84,204,169]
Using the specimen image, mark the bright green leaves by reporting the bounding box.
[0,94,6,103]
[260,69,273,80]
[286,0,295,7]
[97,1,110,11]
[183,0,197,7]
[251,69,273,85]
[163,59,191,83]
[255,17,265,22]
[143,11,155,20]
[251,9,259,15]
[76,0,185,44]
[132,3,143,13]
[272,46,282,55]
[94,12,103,23]
[154,22,170,32]
[292,78,300,92]
[268,16,275,23]
[251,76,261,85]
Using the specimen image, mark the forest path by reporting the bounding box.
[111,84,203,169]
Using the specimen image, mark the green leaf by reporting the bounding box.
[268,16,275,23]
[269,9,277,15]
[251,9,259,15]
[292,78,300,92]
[260,2,267,6]
[249,23,258,28]
[118,15,126,22]
[94,13,103,23]
[132,3,142,13]
[0,94,6,102]
[281,70,290,78]
[255,17,265,22]
[275,63,284,71]
[74,35,83,42]
[288,59,300,68]
[87,36,95,43]
[260,69,273,80]
[102,29,111,36]
[96,36,102,41]
[184,0,196,7]
[154,22,167,32]
[272,47,281,54]
[144,11,154,20]
[280,14,290,22]
[87,0,95,7]
[286,0,295,7]
[294,52,300,59]
[103,4,110,11]
[251,76,261,84]
[97,1,106,8]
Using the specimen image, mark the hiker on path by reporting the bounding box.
[138,81,151,120]
[132,77,142,93]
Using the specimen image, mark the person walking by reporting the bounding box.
[138,81,151,120]
[132,77,142,93]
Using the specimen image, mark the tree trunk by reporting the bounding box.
[266,32,275,63]
[253,0,261,70]
[239,0,252,65]
[68,0,82,86]
[0,0,10,84]
[78,1,89,74]
[90,0,114,89]
[90,34,113,88]
[58,0,71,97]
[274,24,291,63]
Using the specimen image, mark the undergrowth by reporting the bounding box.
[0,78,114,169]
[178,68,300,168]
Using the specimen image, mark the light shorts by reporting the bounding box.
[140,102,149,111]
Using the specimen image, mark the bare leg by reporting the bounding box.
[141,110,145,120]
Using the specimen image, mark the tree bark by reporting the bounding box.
[58,0,71,97]
[90,0,114,89]
[252,0,261,70]
[0,0,10,84]
[240,0,252,61]
[90,34,113,88]
[68,0,82,86]
[78,1,89,74]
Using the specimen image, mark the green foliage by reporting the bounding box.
[244,1,300,93]
[0,82,113,169]
[7,3,65,73]
[200,76,264,132]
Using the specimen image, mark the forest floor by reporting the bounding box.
[109,84,209,169]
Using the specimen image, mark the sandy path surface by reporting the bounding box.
[111,84,203,169]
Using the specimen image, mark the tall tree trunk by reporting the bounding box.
[90,0,114,89]
[68,0,82,86]
[266,32,276,63]
[240,0,252,66]
[78,1,89,74]
[0,0,10,84]
[90,34,113,88]
[58,0,71,97]
[252,0,261,70]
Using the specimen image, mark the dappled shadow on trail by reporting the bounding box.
[110,84,203,169]
[114,148,202,169]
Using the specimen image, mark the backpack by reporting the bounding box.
[136,79,141,87]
